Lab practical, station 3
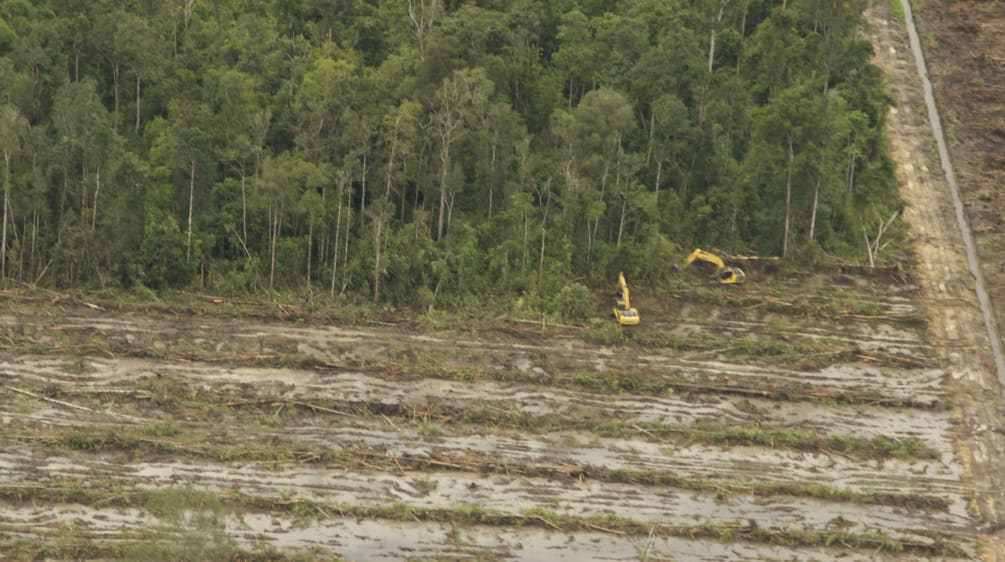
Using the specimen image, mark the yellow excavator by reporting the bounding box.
[613,272,640,325]
[683,248,746,284]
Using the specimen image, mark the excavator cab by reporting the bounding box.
[684,248,746,285]
[718,267,746,284]
[613,272,640,325]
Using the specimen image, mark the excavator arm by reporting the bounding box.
[613,272,640,325]
[683,248,746,284]
[685,249,726,270]
[617,272,631,310]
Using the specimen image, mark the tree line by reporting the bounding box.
[0,0,898,309]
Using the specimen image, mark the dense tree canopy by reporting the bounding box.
[0,0,897,308]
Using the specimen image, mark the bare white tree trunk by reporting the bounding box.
[331,175,346,296]
[269,203,281,291]
[187,159,195,260]
[342,196,351,289]
[306,211,313,284]
[91,166,100,232]
[863,207,902,267]
[808,176,820,242]
[589,159,610,267]
[112,63,120,134]
[645,112,655,165]
[240,165,249,249]
[358,151,368,227]
[1,151,9,279]
[654,159,662,204]
[385,125,399,199]
[408,0,440,61]
[488,130,498,218]
[782,134,794,258]
[135,75,142,133]
[846,149,856,193]
[536,179,552,288]
[617,193,627,248]
[437,142,450,240]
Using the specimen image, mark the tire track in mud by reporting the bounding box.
[666,317,927,357]
[0,505,926,562]
[0,309,948,408]
[1,355,956,450]
[900,0,1005,384]
[0,410,965,505]
[0,444,972,549]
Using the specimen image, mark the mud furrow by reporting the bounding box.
[2,310,942,399]
[0,448,970,547]
[4,309,933,369]
[0,411,963,504]
[0,395,964,508]
[0,344,948,408]
[631,359,945,403]
[280,425,967,503]
[0,504,938,562]
[0,356,956,449]
[663,318,927,356]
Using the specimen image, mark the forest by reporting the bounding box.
[0,0,898,309]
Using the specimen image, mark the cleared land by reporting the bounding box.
[0,262,983,561]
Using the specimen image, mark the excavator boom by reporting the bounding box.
[617,272,631,309]
[613,272,640,325]
[683,248,746,284]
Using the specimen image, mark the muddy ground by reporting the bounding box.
[0,269,981,561]
[1,2,1004,561]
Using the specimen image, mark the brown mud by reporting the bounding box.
[1,2,1004,560]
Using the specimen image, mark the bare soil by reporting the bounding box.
[1,3,1004,561]
[920,0,1005,292]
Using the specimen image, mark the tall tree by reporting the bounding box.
[431,66,490,240]
[382,100,422,217]
[369,196,394,302]
[567,87,635,269]
[0,0,899,295]
[748,83,828,256]
[149,100,213,262]
[552,10,595,107]
[95,10,165,133]
[256,152,302,292]
[0,105,28,281]
[51,79,113,234]
[408,0,442,62]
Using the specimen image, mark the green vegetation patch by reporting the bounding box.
[591,420,939,461]
[0,480,964,557]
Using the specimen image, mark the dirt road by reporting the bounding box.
[869,1,1005,559]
